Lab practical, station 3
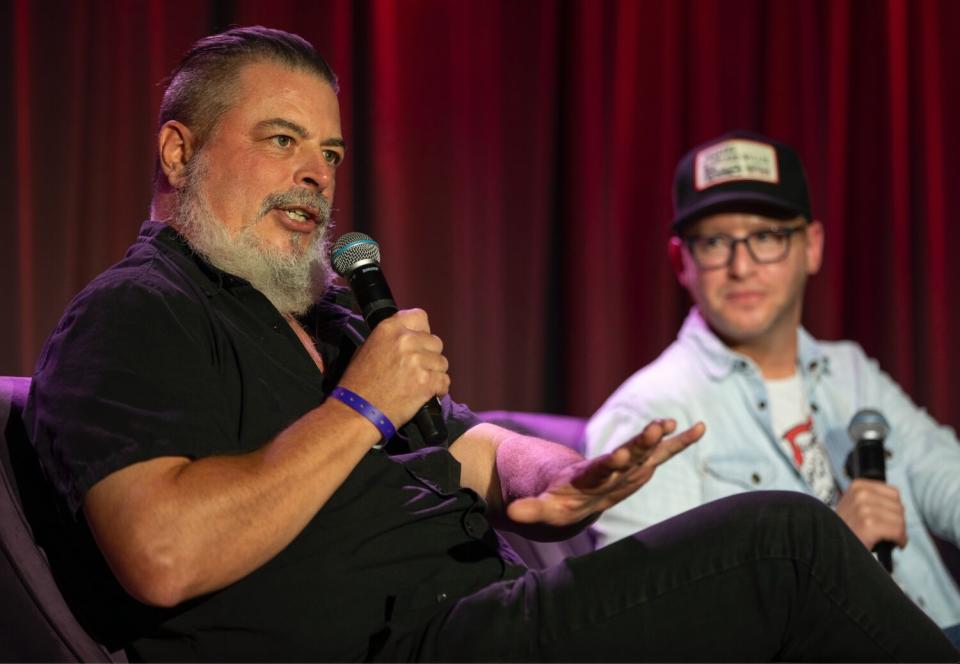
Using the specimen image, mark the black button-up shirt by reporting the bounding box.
[25,221,523,661]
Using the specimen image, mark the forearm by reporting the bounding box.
[451,423,589,539]
[494,432,585,505]
[85,398,379,607]
[451,423,582,505]
[906,432,960,544]
[495,431,609,541]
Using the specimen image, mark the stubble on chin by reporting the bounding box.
[170,154,336,316]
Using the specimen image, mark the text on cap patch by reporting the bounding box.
[694,139,779,191]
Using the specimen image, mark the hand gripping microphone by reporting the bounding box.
[331,232,448,445]
[847,409,893,572]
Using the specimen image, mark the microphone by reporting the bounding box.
[847,409,893,572]
[331,232,448,445]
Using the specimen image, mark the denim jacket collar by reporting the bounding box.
[678,308,830,382]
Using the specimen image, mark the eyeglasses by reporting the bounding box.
[683,225,807,269]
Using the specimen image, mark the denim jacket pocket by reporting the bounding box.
[701,454,779,499]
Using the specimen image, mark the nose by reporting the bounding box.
[295,149,336,199]
[727,238,755,278]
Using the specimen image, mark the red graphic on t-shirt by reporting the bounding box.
[782,416,815,466]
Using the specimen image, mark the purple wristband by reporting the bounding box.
[330,386,397,443]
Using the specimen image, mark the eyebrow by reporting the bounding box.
[254,117,346,150]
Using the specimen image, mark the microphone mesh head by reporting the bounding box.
[332,232,381,276]
[848,409,890,441]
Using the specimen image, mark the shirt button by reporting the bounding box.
[811,402,819,412]
[751,473,762,485]
[463,513,488,538]
[758,401,767,410]
[436,592,448,603]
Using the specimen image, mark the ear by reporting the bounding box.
[668,236,689,287]
[157,121,197,189]
[804,220,824,276]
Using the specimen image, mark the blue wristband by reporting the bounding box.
[330,386,397,444]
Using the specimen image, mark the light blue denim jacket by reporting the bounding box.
[586,308,960,628]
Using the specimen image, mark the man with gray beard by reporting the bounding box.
[23,26,958,662]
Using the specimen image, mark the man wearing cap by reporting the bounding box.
[585,130,960,643]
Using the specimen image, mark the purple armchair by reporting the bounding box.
[0,376,123,662]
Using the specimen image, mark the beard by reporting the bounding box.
[172,153,336,316]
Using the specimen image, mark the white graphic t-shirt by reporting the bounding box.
[765,373,840,506]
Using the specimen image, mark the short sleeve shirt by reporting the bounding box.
[25,221,522,661]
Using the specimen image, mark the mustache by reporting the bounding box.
[257,189,332,225]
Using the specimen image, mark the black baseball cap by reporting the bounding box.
[672,130,812,232]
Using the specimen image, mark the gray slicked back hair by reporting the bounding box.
[153,25,338,193]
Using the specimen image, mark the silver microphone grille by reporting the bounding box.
[847,409,890,441]
[332,232,382,276]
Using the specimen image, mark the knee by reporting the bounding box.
[695,491,843,539]
[616,491,846,572]
[725,490,839,527]
[636,491,841,549]
[724,491,852,552]
[734,490,832,517]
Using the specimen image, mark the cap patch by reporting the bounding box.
[694,139,779,191]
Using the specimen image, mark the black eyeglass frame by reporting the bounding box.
[681,223,809,269]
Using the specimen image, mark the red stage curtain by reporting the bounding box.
[5,0,960,425]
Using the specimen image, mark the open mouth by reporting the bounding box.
[280,206,318,222]
[275,206,320,232]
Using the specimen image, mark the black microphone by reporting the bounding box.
[847,409,893,572]
[331,232,448,445]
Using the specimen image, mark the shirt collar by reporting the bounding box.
[138,220,252,298]
[139,219,361,337]
[796,325,830,376]
[678,307,830,381]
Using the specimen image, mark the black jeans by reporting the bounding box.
[380,492,958,662]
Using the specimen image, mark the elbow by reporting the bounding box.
[125,577,187,609]
[107,530,198,608]
[122,566,191,609]
[83,464,207,608]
